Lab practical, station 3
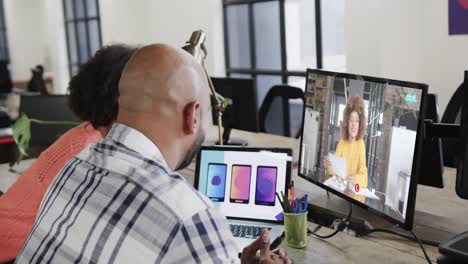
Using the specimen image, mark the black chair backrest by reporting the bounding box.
[19,94,79,156]
[258,85,305,138]
[441,70,467,167]
[0,60,12,94]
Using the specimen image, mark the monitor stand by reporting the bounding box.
[306,202,372,236]
[306,186,462,244]
[216,124,248,146]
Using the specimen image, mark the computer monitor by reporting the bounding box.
[19,94,79,156]
[211,77,259,145]
[419,94,444,188]
[299,69,427,230]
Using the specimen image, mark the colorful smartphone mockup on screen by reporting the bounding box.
[230,165,252,204]
[255,166,277,206]
[206,163,227,202]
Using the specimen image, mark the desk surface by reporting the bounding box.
[2,125,468,263]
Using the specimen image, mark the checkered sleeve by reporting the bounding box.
[161,207,240,264]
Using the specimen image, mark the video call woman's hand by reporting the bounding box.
[323,156,331,168]
[347,175,357,185]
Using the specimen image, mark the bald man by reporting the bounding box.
[16,44,291,264]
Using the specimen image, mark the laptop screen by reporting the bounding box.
[195,146,292,222]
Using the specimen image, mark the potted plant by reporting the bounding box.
[385,87,411,126]
[10,113,79,166]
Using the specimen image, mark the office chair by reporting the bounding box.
[0,60,12,94]
[440,70,467,167]
[19,94,79,157]
[258,85,304,138]
[398,110,418,131]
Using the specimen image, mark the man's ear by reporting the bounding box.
[182,101,200,135]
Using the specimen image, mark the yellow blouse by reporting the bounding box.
[328,139,368,188]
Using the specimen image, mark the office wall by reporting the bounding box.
[100,0,226,76]
[99,0,153,45]
[345,0,424,85]
[4,0,47,81]
[4,0,69,93]
[421,0,468,115]
[345,0,468,112]
[42,0,69,94]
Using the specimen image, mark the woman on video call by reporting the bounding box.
[324,96,368,188]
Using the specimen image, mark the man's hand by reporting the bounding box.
[240,229,293,264]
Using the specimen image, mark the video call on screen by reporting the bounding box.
[300,71,423,223]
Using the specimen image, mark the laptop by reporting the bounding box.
[195,146,292,251]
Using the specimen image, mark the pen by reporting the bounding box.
[276,192,287,212]
[281,191,291,213]
[290,199,298,213]
[291,180,295,200]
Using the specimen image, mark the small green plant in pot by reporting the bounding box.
[10,113,80,166]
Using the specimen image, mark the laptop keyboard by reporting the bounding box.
[230,224,271,239]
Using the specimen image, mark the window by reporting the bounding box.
[223,0,346,108]
[63,0,102,77]
[0,0,9,63]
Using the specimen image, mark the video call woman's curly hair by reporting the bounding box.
[342,96,366,141]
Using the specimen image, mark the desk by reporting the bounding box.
[2,126,468,263]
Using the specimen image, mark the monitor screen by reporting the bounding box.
[195,146,291,222]
[211,77,259,133]
[298,69,427,229]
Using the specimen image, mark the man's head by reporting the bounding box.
[117,44,211,171]
[68,44,136,129]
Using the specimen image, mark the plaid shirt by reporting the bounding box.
[16,123,239,263]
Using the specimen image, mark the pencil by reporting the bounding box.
[276,192,286,212]
[281,191,291,213]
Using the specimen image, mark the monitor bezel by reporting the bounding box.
[298,68,428,230]
[195,146,292,224]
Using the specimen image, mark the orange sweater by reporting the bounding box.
[328,139,368,188]
[0,122,102,263]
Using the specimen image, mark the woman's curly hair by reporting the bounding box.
[342,96,366,141]
[68,44,136,128]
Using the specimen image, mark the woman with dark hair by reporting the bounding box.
[324,96,368,188]
[0,44,136,263]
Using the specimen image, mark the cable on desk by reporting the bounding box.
[361,228,433,264]
[307,201,352,239]
[410,230,432,264]
[361,228,439,247]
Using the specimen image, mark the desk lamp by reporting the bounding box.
[182,30,228,145]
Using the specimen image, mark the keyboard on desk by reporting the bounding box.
[230,224,271,239]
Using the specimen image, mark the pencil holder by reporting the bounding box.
[283,211,308,248]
